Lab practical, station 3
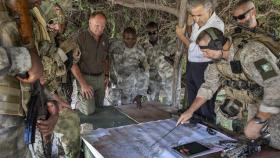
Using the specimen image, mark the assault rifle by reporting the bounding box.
[24,80,49,144]
[220,123,270,158]
[176,109,270,158]
[220,137,269,158]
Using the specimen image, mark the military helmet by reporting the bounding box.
[197,27,228,50]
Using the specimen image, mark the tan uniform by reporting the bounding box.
[197,35,280,149]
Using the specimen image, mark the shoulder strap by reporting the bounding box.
[233,27,280,59]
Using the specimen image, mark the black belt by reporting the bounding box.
[82,72,103,76]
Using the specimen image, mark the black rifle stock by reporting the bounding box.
[24,80,49,144]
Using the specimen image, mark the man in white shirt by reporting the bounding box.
[176,0,224,123]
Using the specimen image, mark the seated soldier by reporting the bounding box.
[108,27,149,108]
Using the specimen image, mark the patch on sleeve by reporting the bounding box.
[254,58,277,81]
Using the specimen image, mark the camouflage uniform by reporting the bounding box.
[0,2,32,158]
[108,40,149,105]
[143,39,175,105]
[30,5,80,158]
[197,30,280,149]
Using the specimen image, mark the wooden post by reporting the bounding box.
[172,0,188,109]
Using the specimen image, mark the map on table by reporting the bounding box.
[82,119,234,158]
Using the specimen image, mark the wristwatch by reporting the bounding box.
[252,115,268,124]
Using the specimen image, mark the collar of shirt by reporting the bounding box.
[88,29,105,43]
[188,42,212,62]
[190,12,225,42]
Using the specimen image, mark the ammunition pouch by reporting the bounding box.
[0,75,24,116]
[216,98,247,132]
[222,79,263,99]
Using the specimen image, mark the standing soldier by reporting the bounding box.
[30,2,80,157]
[109,27,149,108]
[143,22,175,105]
[178,0,280,150]
[0,0,59,157]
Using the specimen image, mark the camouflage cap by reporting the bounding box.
[41,1,66,25]
[48,14,65,25]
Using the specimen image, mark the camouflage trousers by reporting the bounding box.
[147,79,161,102]
[108,71,149,105]
[147,69,162,102]
[0,115,31,158]
[160,77,173,105]
[33,108,80,158]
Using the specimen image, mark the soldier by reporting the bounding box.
[176,0,224,122]
[0,0,59,157]
[108,27,149,108]
[143,22,175,105]
[30,2,80,157]
[177,0,280,150]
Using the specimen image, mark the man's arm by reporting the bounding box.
[177,64,221,125]
[177,96,207,125]
[71,63,93,99]
[176,25,191,48]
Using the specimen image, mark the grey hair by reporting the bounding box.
[187,0,217,12]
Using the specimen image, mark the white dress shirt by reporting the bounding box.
[188,12,224,62]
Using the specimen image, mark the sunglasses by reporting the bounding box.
[233,7,254,21]
[148,31,157,35]
[199,46,210,50]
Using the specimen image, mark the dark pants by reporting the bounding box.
[186,61,216,122]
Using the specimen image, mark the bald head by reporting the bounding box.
[89,12,106,38]
[233,0,257,28]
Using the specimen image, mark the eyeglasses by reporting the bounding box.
[148,31,157,35]
[233,7,254,21]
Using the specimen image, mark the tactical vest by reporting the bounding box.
[232,27,280,67]
[215,32,269,132]
[0,1,25,116]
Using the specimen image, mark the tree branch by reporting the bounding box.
[109,0,179,17]
[172,0,188,108]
